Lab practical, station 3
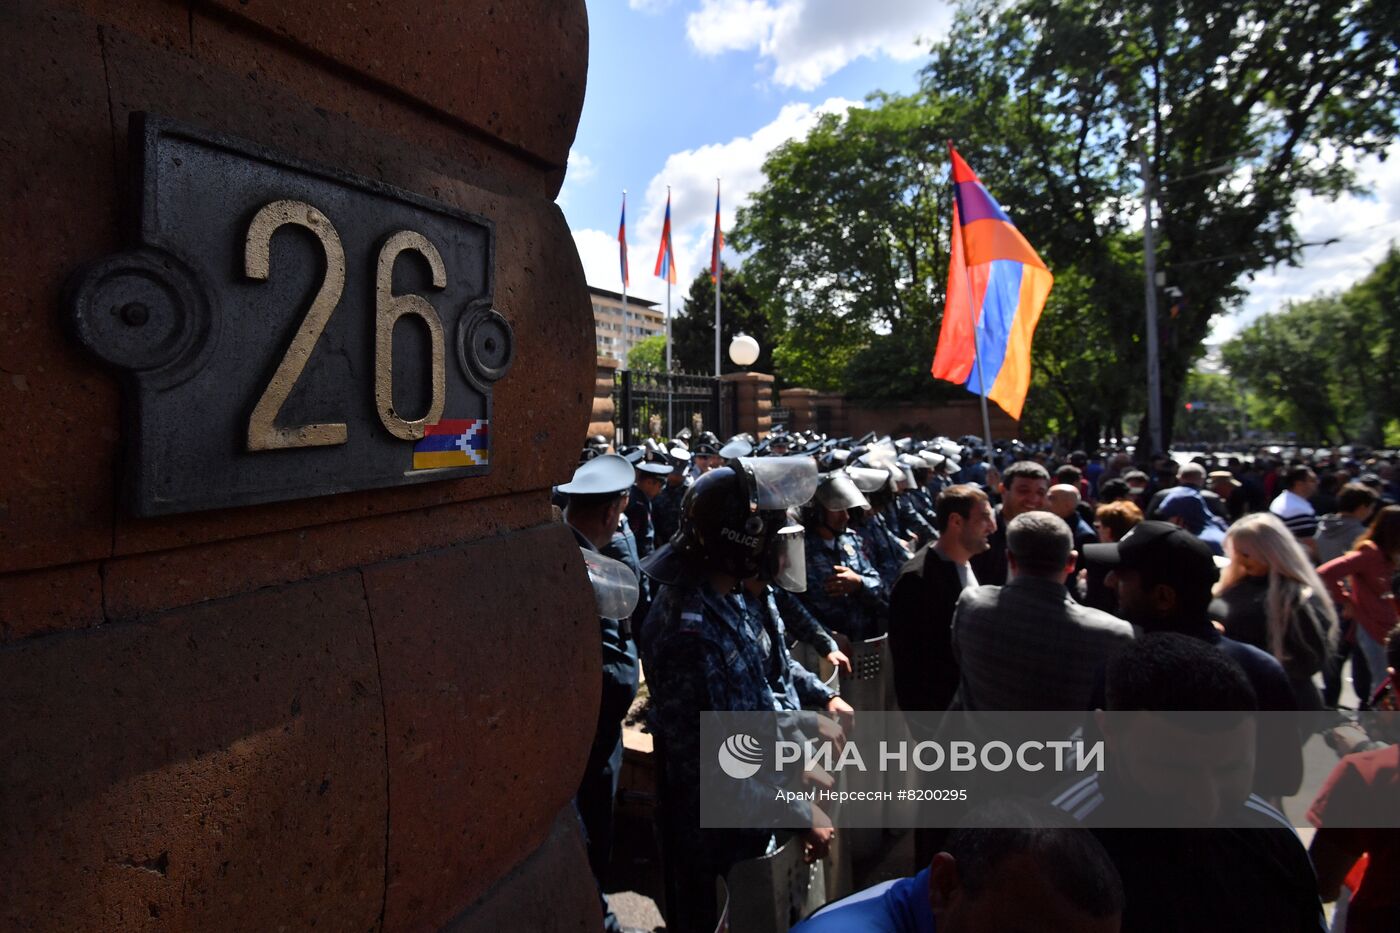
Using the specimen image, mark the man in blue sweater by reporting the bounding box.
[793,802,1123,933]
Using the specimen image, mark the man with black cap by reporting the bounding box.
[689,431,722,478]
[623,444,674,559]
[650,445,692,548]
[557,453,644,933]
[1083,521,1304,798]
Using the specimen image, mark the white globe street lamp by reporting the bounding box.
[728,334,759,367]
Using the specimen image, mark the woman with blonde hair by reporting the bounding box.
[1319,505,1400,703]
[1215,512,1337,712]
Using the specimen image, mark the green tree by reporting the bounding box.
[927,0,1400,447]
[735,0,1398,445]
[670,264,775,375]
[626,333,666,372]
[732,93,958,395]
[1221,244,1400,444]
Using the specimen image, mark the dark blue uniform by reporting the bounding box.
[650,479,688,548]
[797,528,888,641]
[623,483,656,558]
[641,580,815,924]
[573,526,640,932]
[740,585,838,711]
[854,511,912,589]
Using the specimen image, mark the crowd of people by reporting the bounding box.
[556,427,1400,933]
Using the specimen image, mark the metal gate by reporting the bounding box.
[615,369,735,445]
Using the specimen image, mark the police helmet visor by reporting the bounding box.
[741,456,819,509]
[580,548,640,621]
[814,471,870,511]
[719,438,754,460]
[769,522,808,593]
[846,466,891,495]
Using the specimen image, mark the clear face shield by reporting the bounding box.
[580,548,640,621]
[766,521,807,593]
[846,466,891,495]
[814,470,871,511]
[736,456,819,511]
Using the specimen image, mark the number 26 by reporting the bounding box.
[243,199,447,451]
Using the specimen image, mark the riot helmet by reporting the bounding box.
[641,456,816,591]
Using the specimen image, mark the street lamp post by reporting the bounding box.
[1139,140,1164,457]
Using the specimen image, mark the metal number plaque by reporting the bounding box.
[65,113,513,516]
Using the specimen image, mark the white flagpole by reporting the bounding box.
[620,190,628,360]
[665,186,673,433]
[714,178,722,378]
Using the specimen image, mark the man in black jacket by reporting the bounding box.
[889,484,997,714]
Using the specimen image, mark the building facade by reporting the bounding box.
[590,286,664,363]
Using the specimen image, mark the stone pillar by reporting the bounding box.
[0,2,598,931]
[589,357,620,445]
[722,371,775,439]
[779,388,819,432]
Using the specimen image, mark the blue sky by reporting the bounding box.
[561,0,1400,343]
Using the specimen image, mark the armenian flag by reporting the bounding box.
[618,192,629,288]
[412,419,489,470]
[654,190,677,285]
[710,180,723,284]
[931,145,1053,420]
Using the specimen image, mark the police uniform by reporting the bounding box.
[740,585,838,711]
[641,581,815,926]
[650,476,689,548]
[797,527,888,641]
[559,455,640,933]
[895,490,937,546]
[772,586,840,659]
[622,446,673,560]
[854,510,912,589]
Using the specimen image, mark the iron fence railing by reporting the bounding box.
[615,369,734,446]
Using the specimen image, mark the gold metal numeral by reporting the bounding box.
[374,230,447,440]
[244,200,349,451]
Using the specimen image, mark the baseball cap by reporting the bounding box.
[1082,520,1219,593]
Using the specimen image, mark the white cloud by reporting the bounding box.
[1211,143,1400,343]
[686,0,954,90]
[557,149,596,209]
[572,96,861,305]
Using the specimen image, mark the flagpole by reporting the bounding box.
[620,190,628,359]
[714,178,722,379]
[949,146,994,451]
[665,183,673,434]
[666,275,673,433]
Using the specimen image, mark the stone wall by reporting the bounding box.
[842,399,1020,439]
[0,1,599,930]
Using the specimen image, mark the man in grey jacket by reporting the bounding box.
[951,512,1135,711]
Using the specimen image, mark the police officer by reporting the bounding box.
[894,454,938,546]
[640,457,837,932]
[848,464,913,590]
[559,454,641,933]
[649,445,691,548]
[623,443,672,559]
[797,470,889,642]
[689,432,722,478]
